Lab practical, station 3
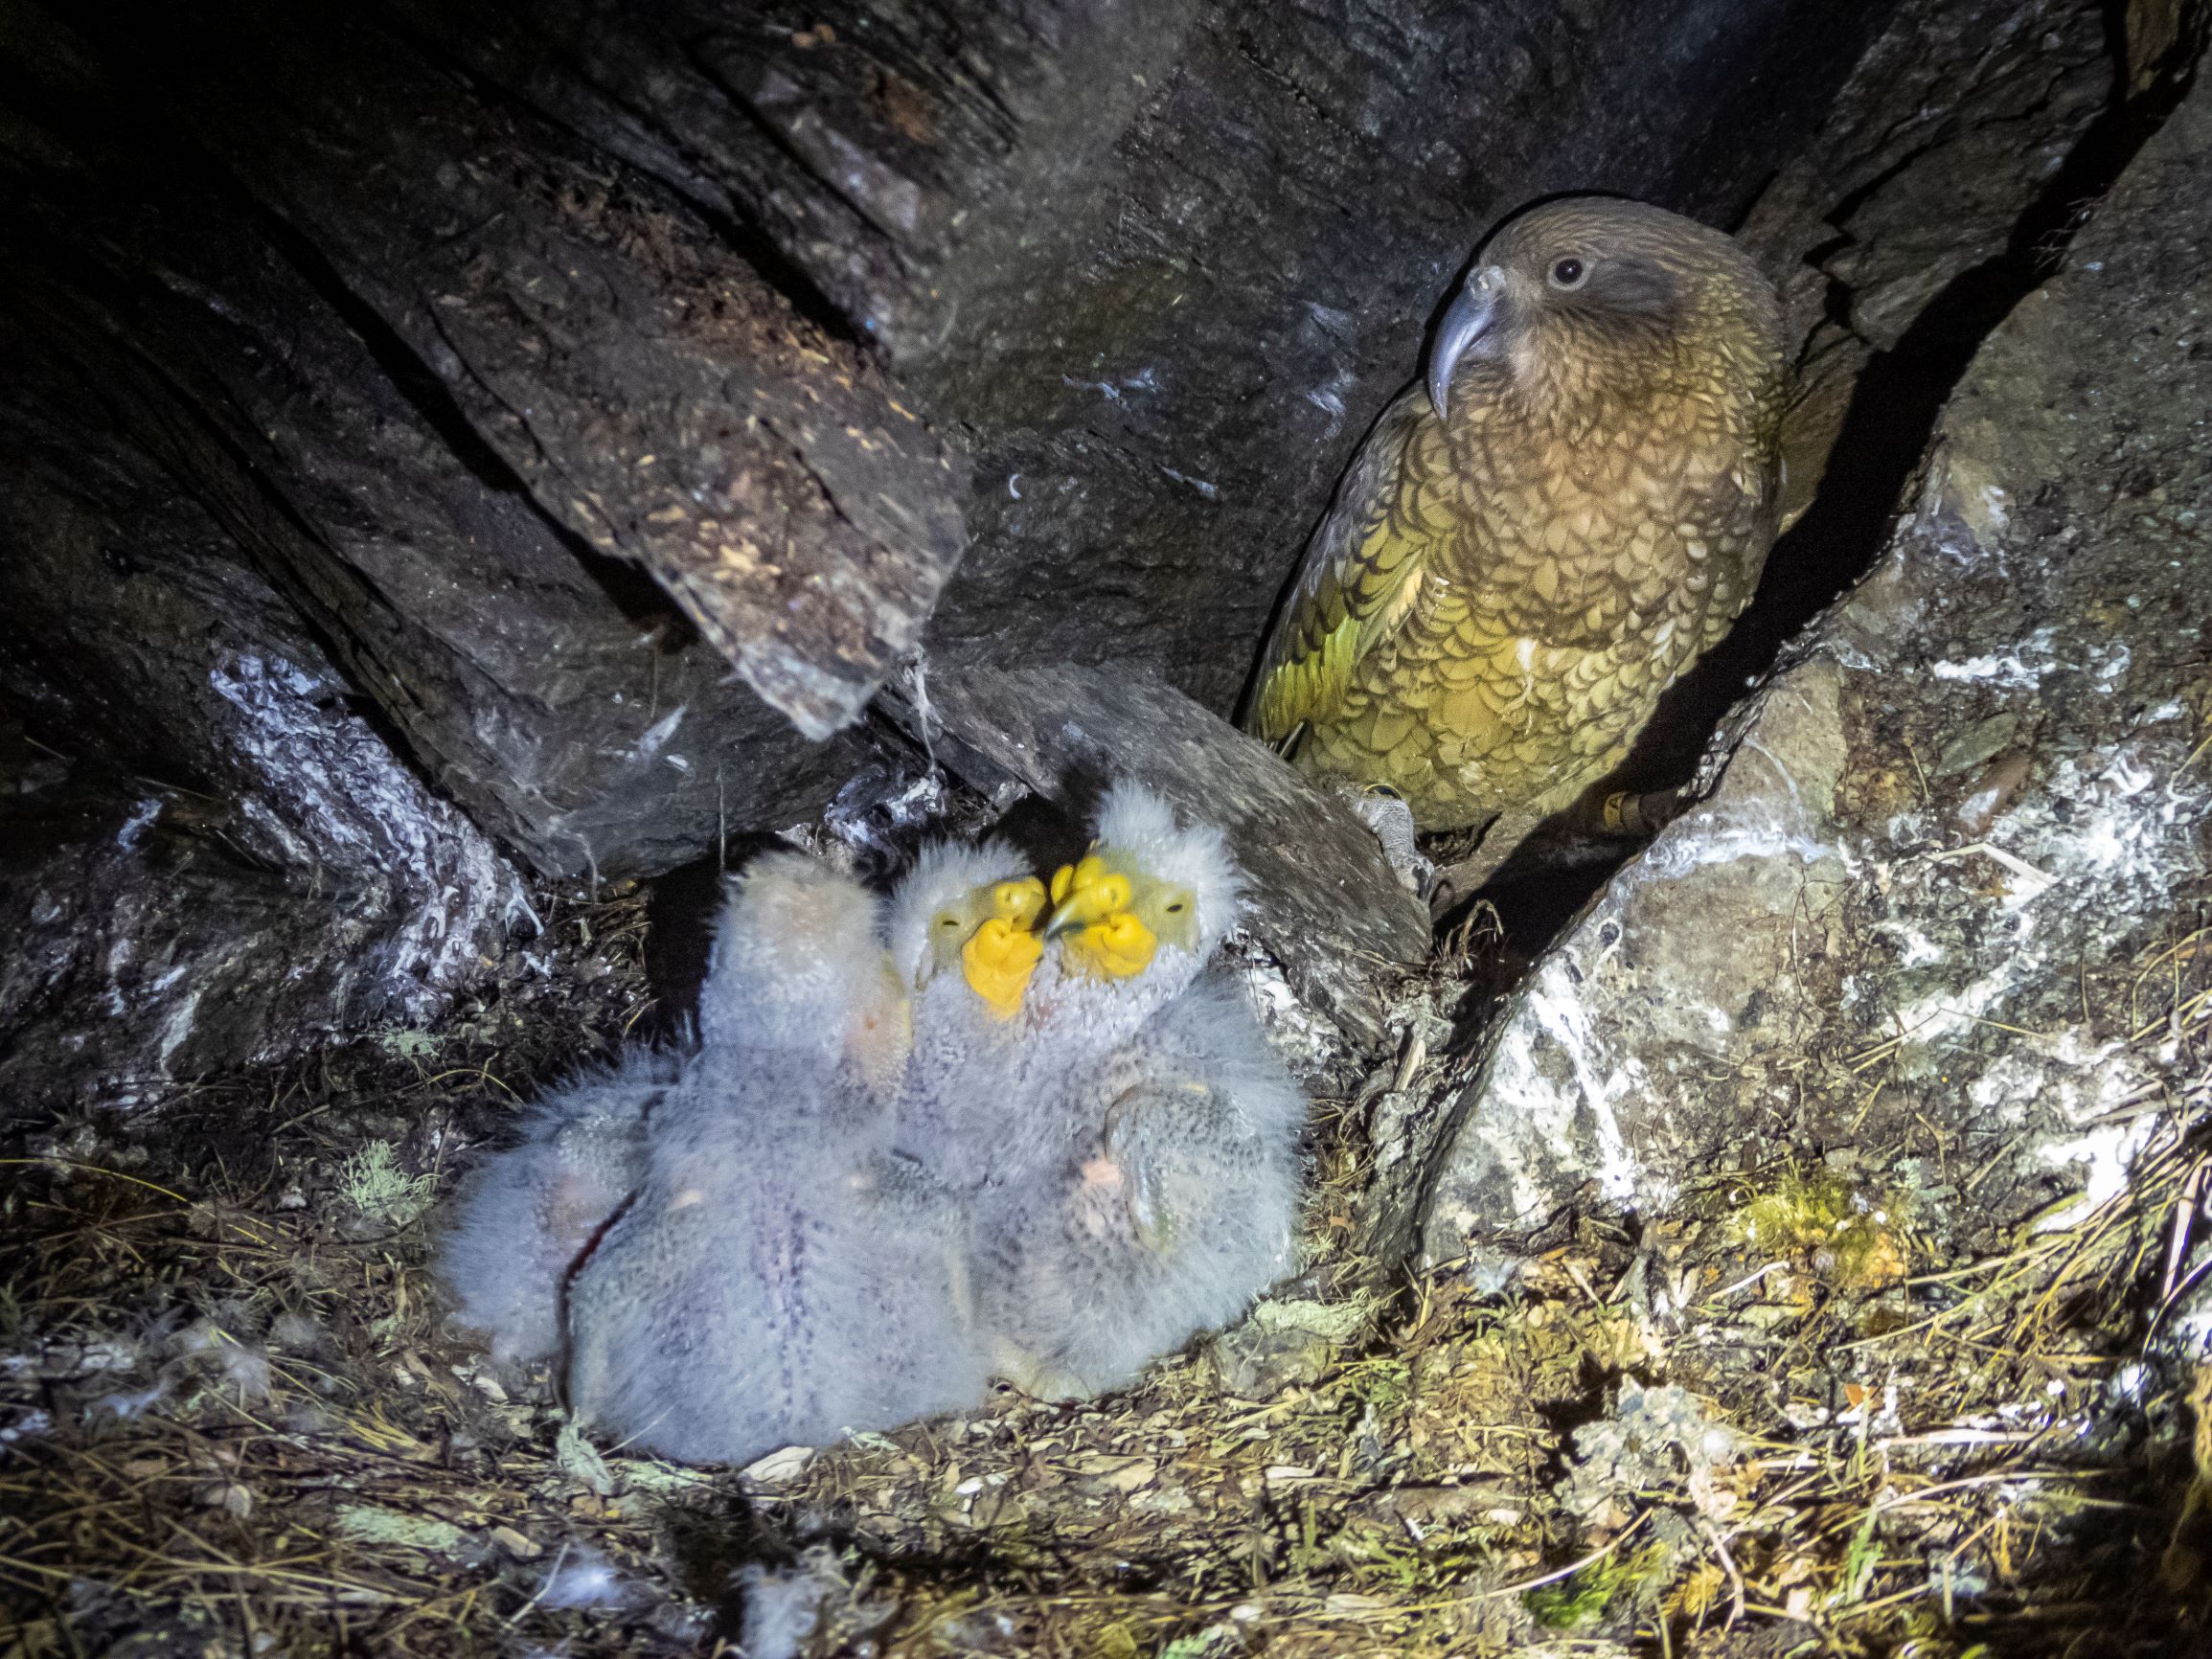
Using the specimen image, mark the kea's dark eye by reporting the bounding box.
[938,916,960,929]
[1550,257,1587,289]
[1166,901,1186,914]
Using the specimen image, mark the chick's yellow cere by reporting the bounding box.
[914,867,1047,1024]
[1062,910,1157,981]
[993,877,1047,931]
[1247,196,1788,835]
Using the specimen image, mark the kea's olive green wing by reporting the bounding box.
[1247,390,1433,748]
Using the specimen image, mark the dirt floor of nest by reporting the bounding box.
[5,889,2212,1657]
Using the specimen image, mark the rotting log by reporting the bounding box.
[0,332,525,1104]
[0,0,965,886]
[0,0,969,1103]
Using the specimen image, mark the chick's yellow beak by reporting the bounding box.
[961,916,1043,1020]
[1044,852,1158,977]
[1044,856,1129,940]
[1049,854,1100,906]
[1063,910,1157,979]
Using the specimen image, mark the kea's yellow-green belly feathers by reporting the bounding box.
[1246,196,1786,837]
[1251,394,1773,831]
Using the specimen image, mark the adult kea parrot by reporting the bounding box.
[1244,195,1788,901]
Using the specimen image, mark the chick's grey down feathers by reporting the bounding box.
[436,1047,681,1365]
[965,782,1246,1192]
[964,783,1305,1398]
[566,854,984,1466]
[443,784,1310,1458]
[977,972,1304,1395]
[884,837,1038,1185]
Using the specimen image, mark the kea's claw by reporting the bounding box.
[1338,783,1433,899]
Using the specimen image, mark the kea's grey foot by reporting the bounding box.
[1335,784,1432,898]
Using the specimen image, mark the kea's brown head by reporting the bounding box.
[1426,195,1783,421]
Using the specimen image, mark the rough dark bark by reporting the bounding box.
[0,374,525,1103]
[0,759,523,1112]
[1745,0,2121,519]
[361,0,1902,715]
[0,0,962,884]
[136,3,967,742]
[0,584,513,1106]
[0,238,843,883]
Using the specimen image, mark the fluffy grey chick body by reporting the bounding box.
[981,970,1304,1396]
[964,783,1307,1398]
[437,1046,683,1365]
[882,837,1044,1189]
[566,853,986,1465]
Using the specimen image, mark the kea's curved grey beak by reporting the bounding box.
[1426,265,1505,420]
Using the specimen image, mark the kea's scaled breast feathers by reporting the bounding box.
[1247,197,1789,830]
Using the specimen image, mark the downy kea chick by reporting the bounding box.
[990,971,1306,1398]
[924,783,1243,1196]
[439,847,901,1369]
[694,849,913,1125]
[1246,196,1787,895]
[437,1046,684,1365]
[969,783,1306,1398]
[883,837,1045,1185]
[566,852,985,1465]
